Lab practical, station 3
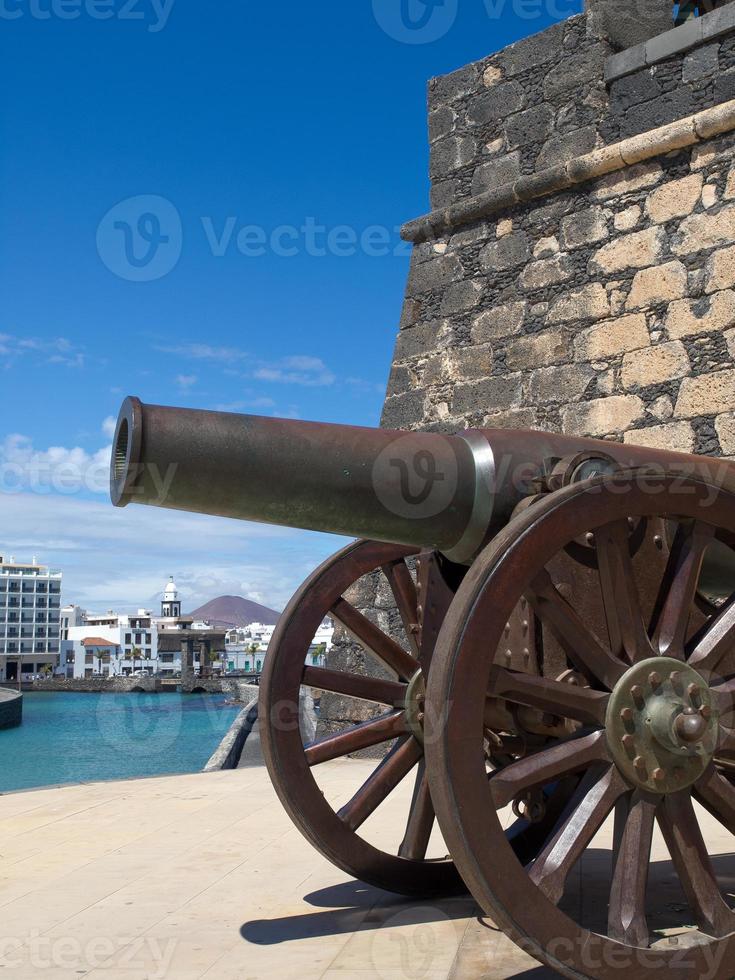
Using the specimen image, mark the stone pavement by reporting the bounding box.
[0,761,730,979]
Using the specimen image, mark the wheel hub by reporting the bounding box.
[606,657,719,794]
[404,671,426,745]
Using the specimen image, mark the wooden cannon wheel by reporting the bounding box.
[259,538,464,896]
[426,472,735,978]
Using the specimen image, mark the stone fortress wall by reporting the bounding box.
[382,0,735,458]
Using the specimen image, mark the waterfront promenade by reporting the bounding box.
[0,763,731,979]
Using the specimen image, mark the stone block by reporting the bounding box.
[451,374,523,417]
[519,255,575,290]
[466,82,525,127]
[604,44,646,84]
[562,395,645,437]
[614,206,641,231]
[702,1,735,40]
[705,244,735,292]
[428,106,457,144]
[625,260,688,309]
[560,207,609,250]
[482,407,538,428]
[430,135,477,177]
[394,320,450,361]
[675,369,735,417]
[682,43,719,83]
[381,390,427,428]
[471,301,526,342]
[544,46,606,98]
[537,127,598,171]
[716,413,735,454]
[441,279,484,314]
[504,104,554,150]
[567,145,625,185]
[425,344,494,383]
[589,0,673,51]
[499,22,565,77]
[691,130,735,168]
[621,341,690,388]
[645,18,702,64]
[429,179,458,210]
[591,161,662,201]
[726,168,735,201]
[548,283,610,324]
[623,422,696,453]
[620,116,696,166]
[428,65,479,109]
[666,290,735,339]
[727,328,735,359]
[589,227,665,275]
[645,174,703,225]
[574,313,650,360]
[504,329,570,371]
[672,204,735,255]
[471,153,522,197]
[528,363,596,404]
[714,69,735,107]
[406,253,464,297]
[479,231,529,272]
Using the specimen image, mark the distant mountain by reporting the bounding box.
[188,595,280,628]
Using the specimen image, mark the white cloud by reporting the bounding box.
[176,374,197,390]
[155,343,249,362]
[0,333,85,369]
[102,416,117,439]
[253,355,335,387]
[0,491,343,612]
[0,435,111,495]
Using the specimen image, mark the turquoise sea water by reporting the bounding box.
[0,692,242,792]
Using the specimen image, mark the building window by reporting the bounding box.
[145,633,151,644]
[125,633,131,644]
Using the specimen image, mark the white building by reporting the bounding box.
[0,555,62,681]
[223,618,333,673]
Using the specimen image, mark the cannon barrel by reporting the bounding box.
[111,396,735,563]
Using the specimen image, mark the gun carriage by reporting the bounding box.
[111,396,735,979]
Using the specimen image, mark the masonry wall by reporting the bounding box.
[384,13,735,459]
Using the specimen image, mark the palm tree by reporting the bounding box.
[130,645,142,673]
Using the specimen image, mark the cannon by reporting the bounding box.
[112,396,735,979]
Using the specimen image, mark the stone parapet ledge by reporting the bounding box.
[605,3,735,83]
[402,98,735,243]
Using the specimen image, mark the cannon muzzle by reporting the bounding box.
[111,396,735,564]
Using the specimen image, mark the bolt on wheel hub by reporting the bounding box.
[403,671,426,745]
[606,657,719,795]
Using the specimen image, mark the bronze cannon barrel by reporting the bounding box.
[111,396,735,563]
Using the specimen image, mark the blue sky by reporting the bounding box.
[0,0,579,612]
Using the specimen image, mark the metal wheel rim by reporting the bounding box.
[425,474,735,978]
[260,538,464,897]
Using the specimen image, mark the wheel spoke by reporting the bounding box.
[711,678,735,720]
[651,522,715,660]
[488,731,610,810]
[492,667,609,728]
[528,569,627,691]
[596,521,654,664]
[688,594,735,674]
[529,765,626,905]
[696,763,735,835]
[302,665,406,706]
[398,761,435,861]
[304,710,407,766]
[657,790,735,938]
[331,597,417,681]
[608,792,656,947]
[337,736,423,832]
[382,560,420,658]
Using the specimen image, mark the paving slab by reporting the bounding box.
[0,762,730,979]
